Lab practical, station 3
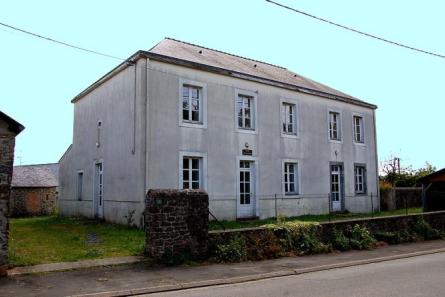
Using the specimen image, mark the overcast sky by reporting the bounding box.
[1,0,444,170]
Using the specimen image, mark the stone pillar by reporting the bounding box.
[144,189,209,260]
[0,136,15,276]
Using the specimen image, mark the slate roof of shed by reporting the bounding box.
[148,38,369,105]
[12,163,59,188]
[0,111,25,135]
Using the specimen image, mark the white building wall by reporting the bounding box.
[146,60,378,220]
[60,57,378,225]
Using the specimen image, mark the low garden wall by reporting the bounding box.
[209,211,445,262]
[380,187,422,211]
[144,189,209,261]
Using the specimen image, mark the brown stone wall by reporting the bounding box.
[144,189,209,260]
[9,187,57,217]
[0,136,15,276]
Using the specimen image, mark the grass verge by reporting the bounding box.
[9,216,144,267]
[209,208,423,231]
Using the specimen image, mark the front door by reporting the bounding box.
[238,161,255,218]
[330,164,344,212]
[94,162,104,219]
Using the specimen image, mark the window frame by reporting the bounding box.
[280,98,299,138]
[281,159,301,196]
[178,79,207,129]
[235,89,258,134]
[328,110,342,142]
[354,164,367,195]
[352,114,365,144]
[178,151,207,190]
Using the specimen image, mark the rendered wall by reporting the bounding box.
[146,60,379,220]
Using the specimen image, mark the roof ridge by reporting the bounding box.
[14,163,58,167]
[164,37,287,70]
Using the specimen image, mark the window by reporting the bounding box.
[353,115,364,143]
[237,94,254,129]
[182,157,201,189]
[76,171,83,200]
[282,103,297,135]
[283,162,299,195]
[182,85,202,123]
[329,111,341,141]
[354,165,366,194]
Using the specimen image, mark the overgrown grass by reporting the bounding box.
[9,216,145,267]
[209,208,423,231]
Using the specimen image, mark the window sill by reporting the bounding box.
[283,193,300,198]
[179,121,207,129]
[328,139,343,144]
[236,127,257,135]
[281,133,299,139]
[353,141,366,146]
[354,192,367,196]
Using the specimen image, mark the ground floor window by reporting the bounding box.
[283,162,299,195]
[182,157,201,189]
[354,165,367,194]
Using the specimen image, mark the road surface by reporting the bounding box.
[142,252,445,297]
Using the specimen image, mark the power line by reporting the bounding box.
[0,21,125,61]
[265,0,445,60]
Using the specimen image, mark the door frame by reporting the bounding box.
[329,162,345,212]
[93,161,104,219]
[236,156,258,218]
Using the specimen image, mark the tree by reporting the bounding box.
[380,158,436,187]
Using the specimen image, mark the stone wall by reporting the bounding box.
[380,187,422,211]
[144,189,209,260]
[209,210,445,245]
[0,136,15,276]
[9,187,57,217]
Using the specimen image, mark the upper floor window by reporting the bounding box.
[353,115,364,143]
[237,94,255,129]
[283,162,299,195]
[182,85,202,123]
[282,103,297,135]
[182,156,201,189]
[329,111,341,141]
[354,165,366,194]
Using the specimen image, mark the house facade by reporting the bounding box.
[59,38,379,225]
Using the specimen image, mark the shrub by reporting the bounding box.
[246,230,284,260]
[215,236,247,263]
[374,231,401,245]
[349,224,376,250]
[412,219,441,240]
[331,228,351,251]
[265,221,329,255]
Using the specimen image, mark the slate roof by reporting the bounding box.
[72,38,376,109]
[12,163,59,188]
[147,38,375,107]
[0,111,25,135]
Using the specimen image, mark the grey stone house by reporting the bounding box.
[0,111,24,276]
[59,38,379,226]
[10,163,58,217]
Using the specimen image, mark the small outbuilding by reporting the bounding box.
[10,163,58,217]
[419,168,445,211]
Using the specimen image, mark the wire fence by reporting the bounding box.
[208,192,378,221]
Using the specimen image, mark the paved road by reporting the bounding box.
[143,252,445,297]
